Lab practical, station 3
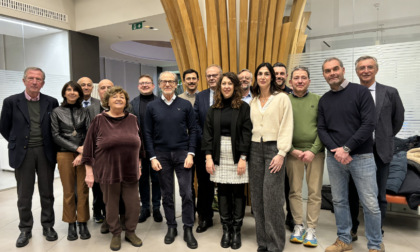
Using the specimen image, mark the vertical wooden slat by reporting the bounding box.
[238,0,248,71]
[295,12,311,54]
[255,0,269,65]
[207,0,221,66]
[170,39,185,76]
[271,0,286,63]
[287,0,306,61]
[218,0,229,72]
[263,0,277,63]
[228,0,237,73]
[247,0,259,73]
[278,22,291,65]
[206,0,214,67]
[174,0,201,80]
[186,0,208,90]
[162,0,189,71]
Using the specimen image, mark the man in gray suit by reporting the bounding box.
[86,79,114,230]
[349,56,405,240]
[77,77,100,108]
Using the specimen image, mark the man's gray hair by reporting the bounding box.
[238,69,253,80]
[205,64,222,76]
[290,66,310,79]
[158,71,178,83]
[322,57,344,71]
[23,67,46,81]
[355,55,378,69]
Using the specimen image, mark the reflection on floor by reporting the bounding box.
[0,177,419,252]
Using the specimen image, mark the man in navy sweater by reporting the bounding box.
[144,71,198,249]
[318,57,383,252]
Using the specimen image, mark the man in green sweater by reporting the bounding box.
[286,66,324,248]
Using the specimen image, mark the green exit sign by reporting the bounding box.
[132,22,143,30]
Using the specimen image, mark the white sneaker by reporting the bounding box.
[290,224,305,243]
[303,228,318,247]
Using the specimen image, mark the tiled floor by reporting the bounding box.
[0,177,419,252]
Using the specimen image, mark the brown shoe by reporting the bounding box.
[110,234,121,251]
[325,238,353,252]
[101,220,110,234]
[369,242,385,252]
[125,232,143,247]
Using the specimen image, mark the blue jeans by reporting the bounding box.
[327,151,382,250]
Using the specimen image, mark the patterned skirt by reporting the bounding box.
[210,136,249,184]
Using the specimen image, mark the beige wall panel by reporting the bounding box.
[247,0,259,73]
[207,0,221,66]
[264,0,278,63]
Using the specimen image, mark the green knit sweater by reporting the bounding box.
[288,92,324,154]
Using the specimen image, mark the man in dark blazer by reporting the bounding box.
[129,74,162,223]
[85,79,113,231]
[349,55,405,239]
[77,76,101,108]
[0,67,59,247]
[193,64,222,233]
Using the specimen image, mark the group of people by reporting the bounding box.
[0,54,404,252]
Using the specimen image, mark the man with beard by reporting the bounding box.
[273,62,292,94]
[273,62,294,231]
[238,69,253,104]
[179,69,200,106]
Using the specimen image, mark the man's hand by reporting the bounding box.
[138,159,142,180]
[72,154,82,167]
[237,159,246,175]
[151,159,162,171]
[290,149,303,159]
[331,147,353,165]
[184,154,194,168]
[269,155,284,173]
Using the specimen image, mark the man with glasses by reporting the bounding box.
[129,74,163,224]
[1,67,59,247]
[193,64,222,233]
[144,71,198,249]
[77,77,100,109]
[238,69,253,104]
[179,69,200,106]
[286,66,324,247]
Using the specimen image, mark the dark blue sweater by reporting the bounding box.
[144,97,197,157]
[317,83,375,155]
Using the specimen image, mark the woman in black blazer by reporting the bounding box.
[202,72,252,249]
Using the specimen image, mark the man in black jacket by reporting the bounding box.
[0,67,59,247]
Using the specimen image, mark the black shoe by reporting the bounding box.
[78,222,91,240]
[153,209,163,222]
[16,231,32,247]
[164,227,177,244]
[138,209,151,223]
[67,223,78,241]
[93,213,104,223]
[184,227,198,249]
[257,245,268,251]
[231,226,242,250]
[43,227,58,241]
[351,230,358,241]
[220,224,231,248]
[196,219,213,233]
[285,215,295,232]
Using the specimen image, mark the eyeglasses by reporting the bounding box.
[159,80,176,84]
[206,74,218,79]
[139,82,153,86]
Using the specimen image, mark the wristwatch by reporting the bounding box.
[240,155,247,161]
[343,146,351,153]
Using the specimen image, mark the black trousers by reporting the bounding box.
[157,150,194,228]
[139,158,161,210]
[15,146,55,232]
[349,148,389,232]
[92,182,106,216]
[193,150,214,222]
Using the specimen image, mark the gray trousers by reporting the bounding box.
[249,141,285,252]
